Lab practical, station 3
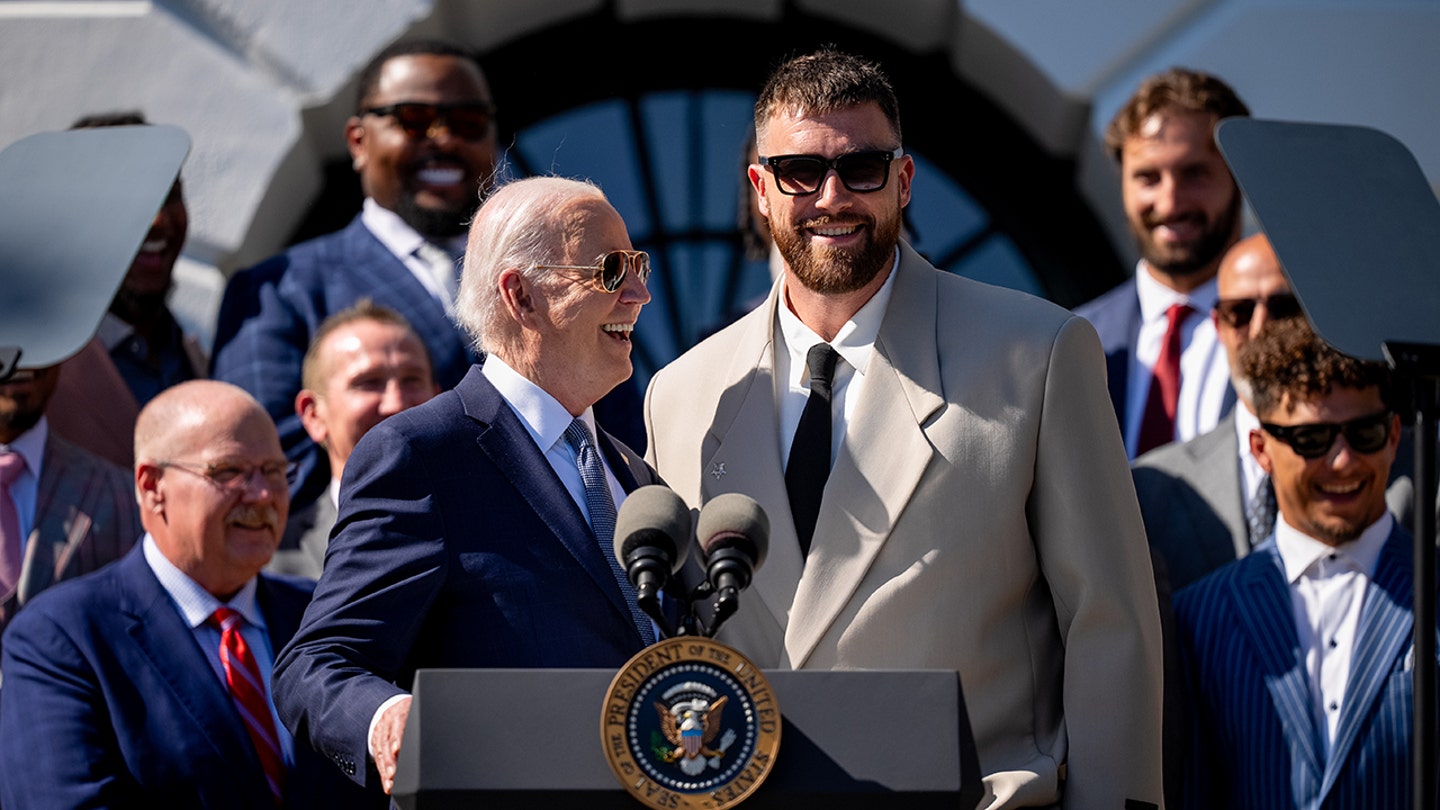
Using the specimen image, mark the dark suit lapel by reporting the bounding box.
[1320,525,1414,798]
[117,549,271,805]
[1232,546,1325,790]
[457,371,634,625]
[19,435,89,603]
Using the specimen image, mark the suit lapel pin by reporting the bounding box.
[709,462,727,480]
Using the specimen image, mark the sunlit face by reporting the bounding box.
[1121,110,1240,287]
[347,54,498,238]
[1251,385,1399,546]
[141,400,289,598]
[0,365,60,443]
[123,179,188,298]
[523,199,650,414]
[1213,238,1295,403]
[751,103,913,295]
[299,319,438,478]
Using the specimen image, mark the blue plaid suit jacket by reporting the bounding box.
[1176,524,1432,809]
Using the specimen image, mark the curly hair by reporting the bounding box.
[1240,317,1390,418]
[1104,67,1249,163]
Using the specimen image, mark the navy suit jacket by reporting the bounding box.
[212,214,477,507]
[0,546,371,809]
[1074,279,1142,437]
[274,367,661,791]
[1175,524,1433,809]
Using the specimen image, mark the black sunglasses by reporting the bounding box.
[1214,293,1302,328]
[1261,410,1393,459]
[535,250,651,293]
[757,148,902,196]
[362,101,496,141]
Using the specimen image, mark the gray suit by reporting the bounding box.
[266,493,336,580]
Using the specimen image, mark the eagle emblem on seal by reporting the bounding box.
[656,696,731,775]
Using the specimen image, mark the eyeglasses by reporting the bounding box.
[1261,410,1393,459]
[535,250,651,293]
[159,459,294,493]
[757,148,902,196]
[362,101,496,141]
[1214,293,1302,328]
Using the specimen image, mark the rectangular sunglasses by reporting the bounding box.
[363,101,495,141]
[757,148,902,196]
[535,250,651,293]
[1213,293,1302,327]
[1261,410,1392,458]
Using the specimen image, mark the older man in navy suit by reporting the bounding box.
[0,380,369,808]
[1176,318,1426,808]
[274,176,658,797]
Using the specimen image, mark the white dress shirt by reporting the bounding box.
[1274,511,1392,760]
[1125,267,1231,456]
[142,533,295,765]
[360,198,466,311]
[774,249,900,466]
[0,416,48,557]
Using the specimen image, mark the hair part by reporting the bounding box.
[1241,317,1391,418]
[1104,67,1249,163]
[454,176,609,355]
[354,39,483,113]
[300,298,430,394]
[754,48,902,147]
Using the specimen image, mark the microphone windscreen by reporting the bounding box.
[614,485,692,572]
[696,493,770,570]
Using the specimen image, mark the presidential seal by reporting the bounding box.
[601,636,780,809]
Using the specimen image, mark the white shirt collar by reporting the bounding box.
[776,246,900,387]
[481,354,598,454]
[1275,510,1392,585]
[360,197,465,260]
[142,533,265,630]
[1,415,47,483]
[1134,262,1219,324]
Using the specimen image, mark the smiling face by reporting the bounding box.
[1251,385,1399,546]
[347,54,497,238]
[1120,109,1241,291]
[510,198,650,415]
[751,102,912,297]
[123,179,188,299]
[137,384,289,599]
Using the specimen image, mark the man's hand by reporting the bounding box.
[369,696,412,795]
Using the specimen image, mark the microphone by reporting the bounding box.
[695,493,769,635]
[614,485,692,636]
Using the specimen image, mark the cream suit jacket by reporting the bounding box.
[645,242,1164,810]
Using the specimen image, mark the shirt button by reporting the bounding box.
[1330,638,1338,648]
[1329,702,1338,712]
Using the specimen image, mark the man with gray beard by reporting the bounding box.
[0,380,368,808]
[645,49,1162,809]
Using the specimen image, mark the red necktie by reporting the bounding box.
[1137,303,1193,455]
[210,607,285,804]
[0,451,27,597]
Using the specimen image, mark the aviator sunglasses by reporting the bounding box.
[362,101,496,141]
[1261,410,1393,459]
[757,148,902,196]
[1213,293,1302,328]
[536,250,651,293]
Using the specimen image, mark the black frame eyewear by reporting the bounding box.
[536,250,651,293]
[362,101,496,141]
[1214,293,1302,328]
[757,148,902,196]
[1261,410,1393,459]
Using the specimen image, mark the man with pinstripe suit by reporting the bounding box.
[1176,318,1426,808]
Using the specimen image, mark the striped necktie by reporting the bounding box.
[209,607,285,804]
[0,451,27,597]
[564,418,656,646]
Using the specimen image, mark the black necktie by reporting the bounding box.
[786,343,840,557]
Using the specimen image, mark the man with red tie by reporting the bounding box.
[1076,68,1250,458]
[0,380,370,808]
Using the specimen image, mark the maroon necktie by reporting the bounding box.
[209,607,285,804]
[0,451,27,597]
[1137,303,1193,455]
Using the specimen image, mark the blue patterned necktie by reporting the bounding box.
[564,418,656,645]
[1247,473,1277,545]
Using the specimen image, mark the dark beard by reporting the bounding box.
[1134,190,1241,278]
[772,211,900,295]
[396,194,476,239]
[110,286,171,328]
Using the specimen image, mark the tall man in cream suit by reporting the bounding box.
[645,50,1164,810]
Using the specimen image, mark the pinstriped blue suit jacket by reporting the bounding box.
[1175,524,1431,809]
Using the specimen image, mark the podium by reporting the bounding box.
[392,668,982,809]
